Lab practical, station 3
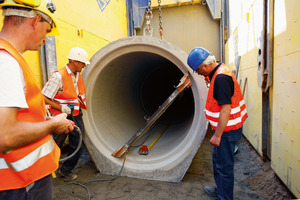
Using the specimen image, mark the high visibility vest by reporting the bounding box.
[50,67,87,116]
[205,64,248,132]
[0,39,60,191]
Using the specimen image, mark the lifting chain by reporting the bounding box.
[144,0,153,36]
[158,0,163,39]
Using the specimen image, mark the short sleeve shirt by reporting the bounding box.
[0,50,28,109]
[208,63,234,106]
[42,65,79,99]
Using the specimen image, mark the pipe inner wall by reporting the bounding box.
[82,36,208,182]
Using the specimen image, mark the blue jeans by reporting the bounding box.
[0,175,52,200]
[212,127,242,200]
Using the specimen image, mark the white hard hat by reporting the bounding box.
[67,47,90,65]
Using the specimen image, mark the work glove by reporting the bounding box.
[67,104,75,115]
[61,105,71,115]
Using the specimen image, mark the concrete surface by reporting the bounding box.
[81,36,209,181]
[53,130,295,200]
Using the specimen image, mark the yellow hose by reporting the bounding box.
[148,124,169,151]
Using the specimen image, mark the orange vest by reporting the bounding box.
[0,39,60,191]
[50,67,87,116]
[205,64,248,132]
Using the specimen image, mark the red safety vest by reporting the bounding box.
[0,39,60,191]
[205,64,248,132]
[50,67,87,116]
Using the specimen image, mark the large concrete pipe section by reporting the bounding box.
[82,36,208,182]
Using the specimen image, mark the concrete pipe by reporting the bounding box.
[82,36,208,182]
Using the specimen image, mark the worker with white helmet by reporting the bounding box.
[42,47,90,180]
[187,47,248,200]
[0,0,73,199]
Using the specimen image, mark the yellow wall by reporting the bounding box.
[225,0,300,197]
[0,0,128,87]
[271,0,300,197]
[225,0,263,155]
[136,3,220,61]
[53,0,127,73]
[151,0,201,7]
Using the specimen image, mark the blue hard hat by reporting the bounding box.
[187,47,211,72]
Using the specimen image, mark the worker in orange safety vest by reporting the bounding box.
[42,47,89,181]
[187,47,248,200]
[0,0,74,199]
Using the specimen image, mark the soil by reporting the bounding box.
[53,132,295,200]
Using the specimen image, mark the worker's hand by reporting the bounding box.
[61,105,71,115]
[210,134,221,146]
[67,104,75,115]
[203,76,210,88]
[51,113,74,134]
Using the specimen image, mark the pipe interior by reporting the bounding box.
[89,52,195,159]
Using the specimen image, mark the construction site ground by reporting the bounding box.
[53,131,295,200]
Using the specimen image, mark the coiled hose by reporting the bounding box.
[59,124,83,163]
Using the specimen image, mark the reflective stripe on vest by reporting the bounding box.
[0,139,55,171]
[205,64,248,132]
[52,98,80,113]
[0,39,60,191]
[50,67,87,116]
[205,100,248,127]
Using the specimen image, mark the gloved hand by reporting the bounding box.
[61,105,71,115]
[67,104,75,115]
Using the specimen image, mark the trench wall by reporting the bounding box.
[224,0,300,197]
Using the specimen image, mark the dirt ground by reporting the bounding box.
[53,131,295,200]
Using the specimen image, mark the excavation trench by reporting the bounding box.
[82,36,208,182]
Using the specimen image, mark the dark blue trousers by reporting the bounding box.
[212,127,242,200]
[0,175,52,200]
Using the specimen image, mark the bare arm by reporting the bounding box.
[43,95,62,112]
[210,104,231,146]
[0,107,73,153]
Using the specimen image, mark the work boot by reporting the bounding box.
[56,170,78,181]
[204,186,218,198]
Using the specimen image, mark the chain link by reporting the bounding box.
[158,0,163,39]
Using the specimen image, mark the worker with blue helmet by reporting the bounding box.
[187,47,248,200]
[187,47,211,72]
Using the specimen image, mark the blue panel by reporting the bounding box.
[132,0,148,29]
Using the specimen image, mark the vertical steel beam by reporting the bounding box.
[39,36,58,88]
[39,45,48,87]
[126,0,135,36]
[261,0,274,160]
